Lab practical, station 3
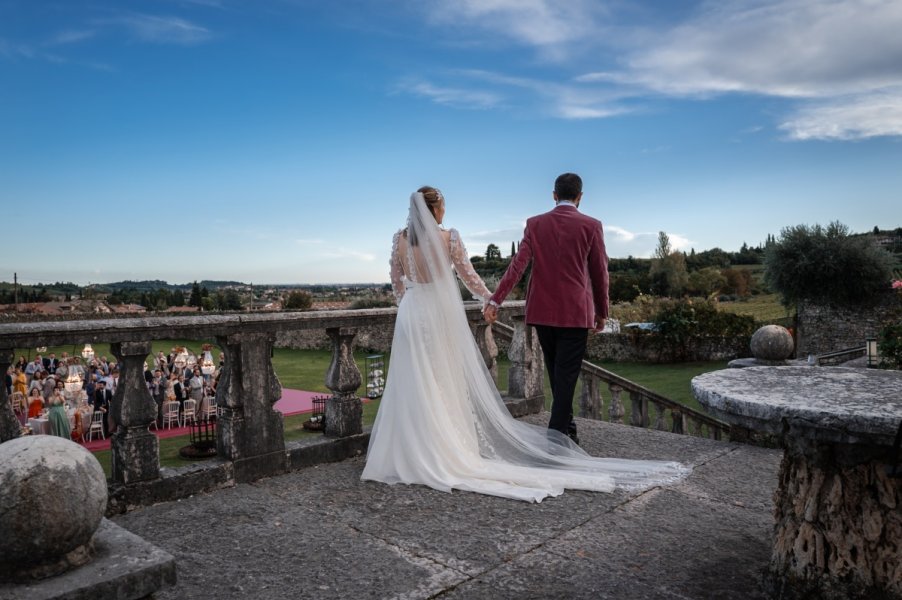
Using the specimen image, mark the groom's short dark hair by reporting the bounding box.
[554,173,582,201]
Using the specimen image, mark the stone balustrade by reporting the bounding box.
[0,302,542,512]
[491,321,730,440]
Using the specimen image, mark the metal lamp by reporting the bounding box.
[866,337,879,368]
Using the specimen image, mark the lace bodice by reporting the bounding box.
[389,227,492,304]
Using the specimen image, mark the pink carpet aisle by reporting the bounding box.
[80,388,340,452]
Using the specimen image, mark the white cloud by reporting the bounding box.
[400,79,502,110]
[603,0,902,99]
[402,69,629,120]
[423,0,606,60]
[574,0,902,140]
[779,89,902,140]
[49,30,96,46]
[604,226,693,258]
[319,248,376,262]
[97,14,212,45]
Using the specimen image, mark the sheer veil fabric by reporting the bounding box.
[361,192,689,502]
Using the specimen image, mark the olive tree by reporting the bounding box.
[764,221,894,307]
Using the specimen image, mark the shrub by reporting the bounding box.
[283,290,313,310]
[651,298,756,361]
[877,322,902,369]
[764,221,894,307]
[349,296,394,310]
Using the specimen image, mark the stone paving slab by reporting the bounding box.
[112,415,782,600]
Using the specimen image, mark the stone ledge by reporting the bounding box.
[0,519,176,600]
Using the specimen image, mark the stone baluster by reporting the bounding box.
[670,410,686,435]
[690,418,703,437]
[579,373,601,420]
[630,391,649,428]
[608,384,624,424]
[216,332,287,481]
[507,316,545,411]
[709,425,723,441]
[0,349,20,443]
[324,327,363,438]
[109,341,160,484]
[469,320,498,384]
[653,401,667,431]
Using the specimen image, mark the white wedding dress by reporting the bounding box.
[361,192,689,502]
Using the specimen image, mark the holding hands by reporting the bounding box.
[483,303,498,324]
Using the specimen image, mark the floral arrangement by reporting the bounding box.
[892,279,902,290]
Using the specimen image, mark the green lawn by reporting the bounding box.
[718,293,795,323]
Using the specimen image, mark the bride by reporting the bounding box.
[361,187,688,502]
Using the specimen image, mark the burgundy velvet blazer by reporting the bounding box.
[490,204,609,329]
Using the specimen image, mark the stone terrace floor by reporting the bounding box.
[113,414,782,600]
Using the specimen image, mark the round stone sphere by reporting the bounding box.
[750,325,795,362]
[0,435,107,569]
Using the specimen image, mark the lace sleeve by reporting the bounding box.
[390,230,405,304]
[449,229,492,303]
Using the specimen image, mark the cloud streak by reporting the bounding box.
[97,14,213,45]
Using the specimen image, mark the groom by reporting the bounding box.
[483,172,609,445]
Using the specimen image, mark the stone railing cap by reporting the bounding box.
[692,366,902,445]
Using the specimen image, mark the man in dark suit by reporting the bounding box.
[43,353,58,376]
[93,380,113,437]
[484,172,609,445]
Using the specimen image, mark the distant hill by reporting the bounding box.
[100,279,246,292]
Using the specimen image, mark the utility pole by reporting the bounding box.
[13,272,18,312]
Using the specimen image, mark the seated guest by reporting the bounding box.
[93,380,113,437]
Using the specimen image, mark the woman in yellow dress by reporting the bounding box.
[13,367,27,397]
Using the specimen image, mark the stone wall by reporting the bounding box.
[796,290,900,357]
[275,323,395,353]
[586,332,750,364]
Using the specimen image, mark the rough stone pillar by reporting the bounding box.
[0,349,21,443]
[507,316,545,413]
[324,327,363,438]
[109,341,159,484]
[216,332,286,482]
[579,373,600,420]
[469,320,498,384]
[766,436,902,599]
[608,384,624,424]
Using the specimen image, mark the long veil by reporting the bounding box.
[404,192,688,492]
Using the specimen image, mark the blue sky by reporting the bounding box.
[2,0,901,285]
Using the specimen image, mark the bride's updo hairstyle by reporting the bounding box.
[409,186,444,247]
[417,186,444,221]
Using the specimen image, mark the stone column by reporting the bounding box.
[469,320,498,384]
[109,341,159,484]
[507,316,545,414]
[608,384,625,424]
[216,332,286,482]
[324,327,363,438]
[630,391,649,428]
[579,373,600,420]
[0,349,21,443]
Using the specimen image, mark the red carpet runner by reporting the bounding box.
[81,388,338,452]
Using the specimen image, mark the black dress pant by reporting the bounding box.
[534,325,588,436]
